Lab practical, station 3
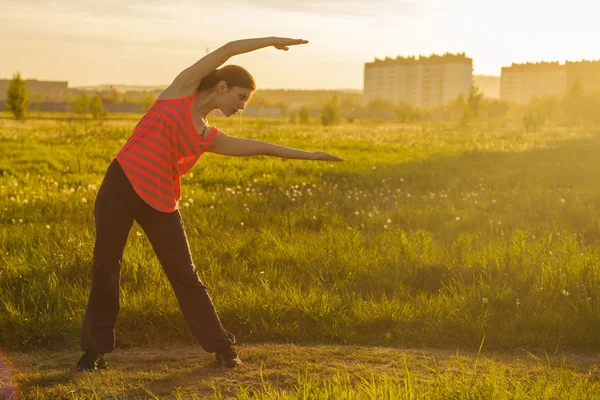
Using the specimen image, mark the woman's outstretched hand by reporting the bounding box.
[312,152,345,162]
[272,37,309,51]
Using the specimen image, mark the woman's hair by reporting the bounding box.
[197,65,256,92]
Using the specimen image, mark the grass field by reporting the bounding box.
[2,113,600,397]
[2,114,600,351]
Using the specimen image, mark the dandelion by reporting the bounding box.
[384,225,388,229]
[372,166,376,170]
[455,217,460,221]
[516,298,520,305]
[259,271,265,275]
[81,198,87,203]
[240,222,244,226]
[136,232,142,237]
[313,216,317,220]
[384,332,392,339]
[368,213,373,217]
[482,298,488,303]
[549,251,553,256]
[355,211,359,215]
[492,199,496,203]
[561,289,569,296]
[45,225,50,229]
[189,199,194,204]
[210,205,215,209]
[407,193,412,198]
[19,219,23,223]
[561,198,566,203]
[184,202,190,207]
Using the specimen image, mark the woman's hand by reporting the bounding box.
[272,37,309,51]
[312,151,345,162]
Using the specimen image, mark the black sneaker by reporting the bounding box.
[215,346,242,368]
[76,351,108,372]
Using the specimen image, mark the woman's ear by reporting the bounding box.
[218,80,228,95]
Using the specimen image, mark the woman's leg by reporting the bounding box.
[135,207,234,353]
[81,160,134,354]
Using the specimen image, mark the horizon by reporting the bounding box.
[3,0,599,89]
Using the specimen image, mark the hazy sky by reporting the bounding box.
[2,0,599,89]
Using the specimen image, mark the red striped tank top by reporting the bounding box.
[115,94,218,212]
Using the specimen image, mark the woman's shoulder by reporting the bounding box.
[156,85,196,102]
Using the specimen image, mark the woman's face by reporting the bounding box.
[217,83,252,117]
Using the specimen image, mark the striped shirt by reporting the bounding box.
[115,94,218,212]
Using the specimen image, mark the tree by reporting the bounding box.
[298,106,310,124]
[141,92,156,112]
[467,84,484,117]
[366,98,396,114]
[6,72,29,120]
[72,94,90,115]
[289,111,297,124]
[320,96,341,126]
[523,101,547,132]
[447,94,466,119]
[90,95,106,120]
[395,101,416,122]
[564,79,585,121]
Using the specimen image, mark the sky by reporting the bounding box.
[1,0,599,89]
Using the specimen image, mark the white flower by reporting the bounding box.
[482,298,488,303]
[45,225,50,229]
[81,198,87,203]
[240,222,244,226]
[386,219,392,224]
[456,217,460,221]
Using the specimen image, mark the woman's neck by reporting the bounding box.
[192,89,218,121]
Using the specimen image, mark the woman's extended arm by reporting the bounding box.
[206,130,344,161]
[162,37,308,97]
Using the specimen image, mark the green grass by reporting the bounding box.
[2,116,600,352]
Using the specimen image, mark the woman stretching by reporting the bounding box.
[76,36,345,371]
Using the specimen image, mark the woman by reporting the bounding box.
[77,36,345,372]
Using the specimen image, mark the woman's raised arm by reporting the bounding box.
[162,37,308,98]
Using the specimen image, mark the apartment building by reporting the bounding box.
[500,62,566,104]
[500,59,600,104]
[363,53,472,109]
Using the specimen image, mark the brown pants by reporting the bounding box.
[81,159,234,353]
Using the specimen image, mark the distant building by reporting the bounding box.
[0,79,69,101]
[500,62,566,104]
[363,53,472,109]
[500,59,600,104]
[473,75,500,99]
[565,60,600,94]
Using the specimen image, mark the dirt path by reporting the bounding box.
[2,344,600,399]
